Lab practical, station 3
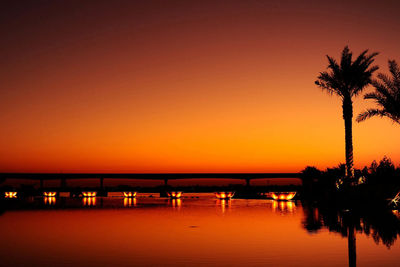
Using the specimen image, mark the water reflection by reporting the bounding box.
[217,199,231,214]
[1,196,400,267]
[302,203,400,267]
[44,196,56,205]
[302,205,322,232]
[170,199,182,210]
[82,197,96,206]
[123,197,137,207]
[272,200,296,214]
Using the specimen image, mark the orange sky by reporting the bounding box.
[0,0,400,173]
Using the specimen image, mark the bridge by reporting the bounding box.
[0,172,303,189]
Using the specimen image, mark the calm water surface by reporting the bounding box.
[1,194,399,267]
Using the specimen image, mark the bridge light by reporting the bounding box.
[82,192,97,197]
[123,192,137,198]
[215,192,234,200]
[43,192,57,197]
[5,192,17,198]
[270,192,296,201]
[167,191,182,199]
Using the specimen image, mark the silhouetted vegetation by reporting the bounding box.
[357,60,400,124]
[362,157,400,185]
[302,157,400,206]
[315,46,379,180]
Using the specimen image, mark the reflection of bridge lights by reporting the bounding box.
[83,197,96,206]
[43,192,57,197]
[217,199,231,213]
[271,192,296,201]
[44,196,56,205]
[5,192,17,198]
[272,200,296,213]
[272,200,277,211]
[82,192,97,197]
[167,191,182,199]
[123,192,137,198]
[124,197,137,207]
[171,199,182,209]
[215,192,234,200]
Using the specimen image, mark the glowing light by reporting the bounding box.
[124,197,137,207]
[5,192,17,198]
[82,192,97,197]
[272,200,296,213]
[167,191,182,199]
[336,178,344,189]
[83,197,96,206]
[393,210,400,219]
[270,192,296,201]
[391,192,400,207]
[171,199,182,208]
[123,192,137,198]
[215,192,234,199]
[44,196,56,205]
[43,192,57,197]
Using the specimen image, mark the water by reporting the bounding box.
[1,195,399,267]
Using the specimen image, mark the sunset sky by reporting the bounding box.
[1,0,400,173]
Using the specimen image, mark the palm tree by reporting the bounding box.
[315,46,379,180]
[357,60,400,124]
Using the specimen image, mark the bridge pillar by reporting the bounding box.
[159,178,170,197]
[60,178,67,189]
[245,178,251,187]
[100,177,104,190]
[40,179,44,189]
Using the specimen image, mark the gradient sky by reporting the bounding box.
[1,0,400,173]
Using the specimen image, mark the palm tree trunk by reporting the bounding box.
[342,96,354,180]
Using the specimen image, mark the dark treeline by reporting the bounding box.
[302,156,400,206]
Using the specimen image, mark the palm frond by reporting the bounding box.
[315,71,343,97]
[340,46,352,71]
[388,60,400,90]
[358,60,400,125]
[315,46,378,99]
[356,109,387,122]
[389,60,400,80]
[352,50,368,67]
[364,92,381,101]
